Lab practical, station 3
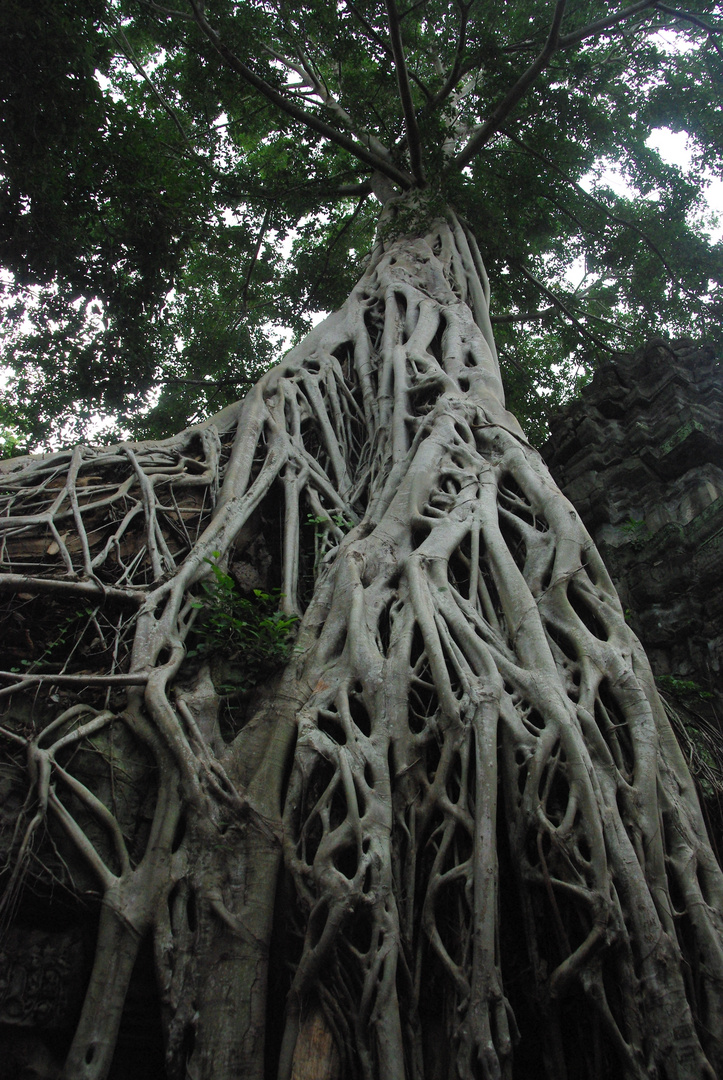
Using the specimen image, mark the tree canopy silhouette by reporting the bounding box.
[1,0,721,445]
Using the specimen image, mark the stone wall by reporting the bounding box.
[542,336,722,743]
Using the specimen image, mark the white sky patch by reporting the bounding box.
[580,128,722,245]
[555,121,723,389]
[264,320,295,355]
[94,69,122,103]
[652,28,697,56]
[565,128,722,298]
[647,127,694,165]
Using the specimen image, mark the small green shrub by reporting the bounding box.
[8,603,103,674]
[621,517,649,549]
[187,554,297,692]
[657,674,713,702]
[305,512,352,577]
[306,512,352,532]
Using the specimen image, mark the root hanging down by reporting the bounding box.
[1,209,722,1080]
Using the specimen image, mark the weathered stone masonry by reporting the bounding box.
[543,336,723,747]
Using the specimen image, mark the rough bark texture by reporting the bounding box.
[1,211,722,1080]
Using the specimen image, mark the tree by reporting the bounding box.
[1,3,722,1079]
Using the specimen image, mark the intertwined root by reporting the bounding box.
[1,215,722,1080]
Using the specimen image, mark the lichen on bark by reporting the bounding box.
[1,208,722,1080]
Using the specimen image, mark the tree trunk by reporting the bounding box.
[1,204,721,1080]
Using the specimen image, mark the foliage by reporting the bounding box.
[8,604,94,674]
[621,515,650,549]
[657,675,720,804]
[0,401,29,459]
[661,693,723,813]
[188,554,297,691]
[0,428,27,459]
[1,0,722,446]
[657,672,714,702]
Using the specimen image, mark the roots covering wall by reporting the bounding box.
[1,216,722,1080]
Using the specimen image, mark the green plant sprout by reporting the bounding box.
[187,553,298,693]
[10,605,101,675]
[621,517,650,550]
[657,674,713,702]
[305,512,353,577]
[306,512,352,531]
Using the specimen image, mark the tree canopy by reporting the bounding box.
[1,0,722,447]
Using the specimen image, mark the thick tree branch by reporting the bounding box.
[453,0,665,171]
[54,762,131,877]
[385,0,426,185]
[424,0,473,114]
[332,180,375,197]
[48,789,116,889]
[345,1,433,101]
[187,0,413,190]
[454,0,568,170]
[262,44,394,162]
[558,0,663,48]
[0,670,149,686]
[238,173,374,204]
[0,573,146,604]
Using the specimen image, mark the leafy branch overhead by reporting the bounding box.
[1,0,721,445]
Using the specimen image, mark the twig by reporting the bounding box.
[454,0,568,169]
[105,23,195,148]
[654,3,723,56]
[558,0,662,49]
[424,0,473,113]
[491,305,557,324]
[514,263,609,350]
[345,1,433,101]
[454,0,662,169]
[500,127,703,300]
[262,44,392,163]
[241,205,273,310]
